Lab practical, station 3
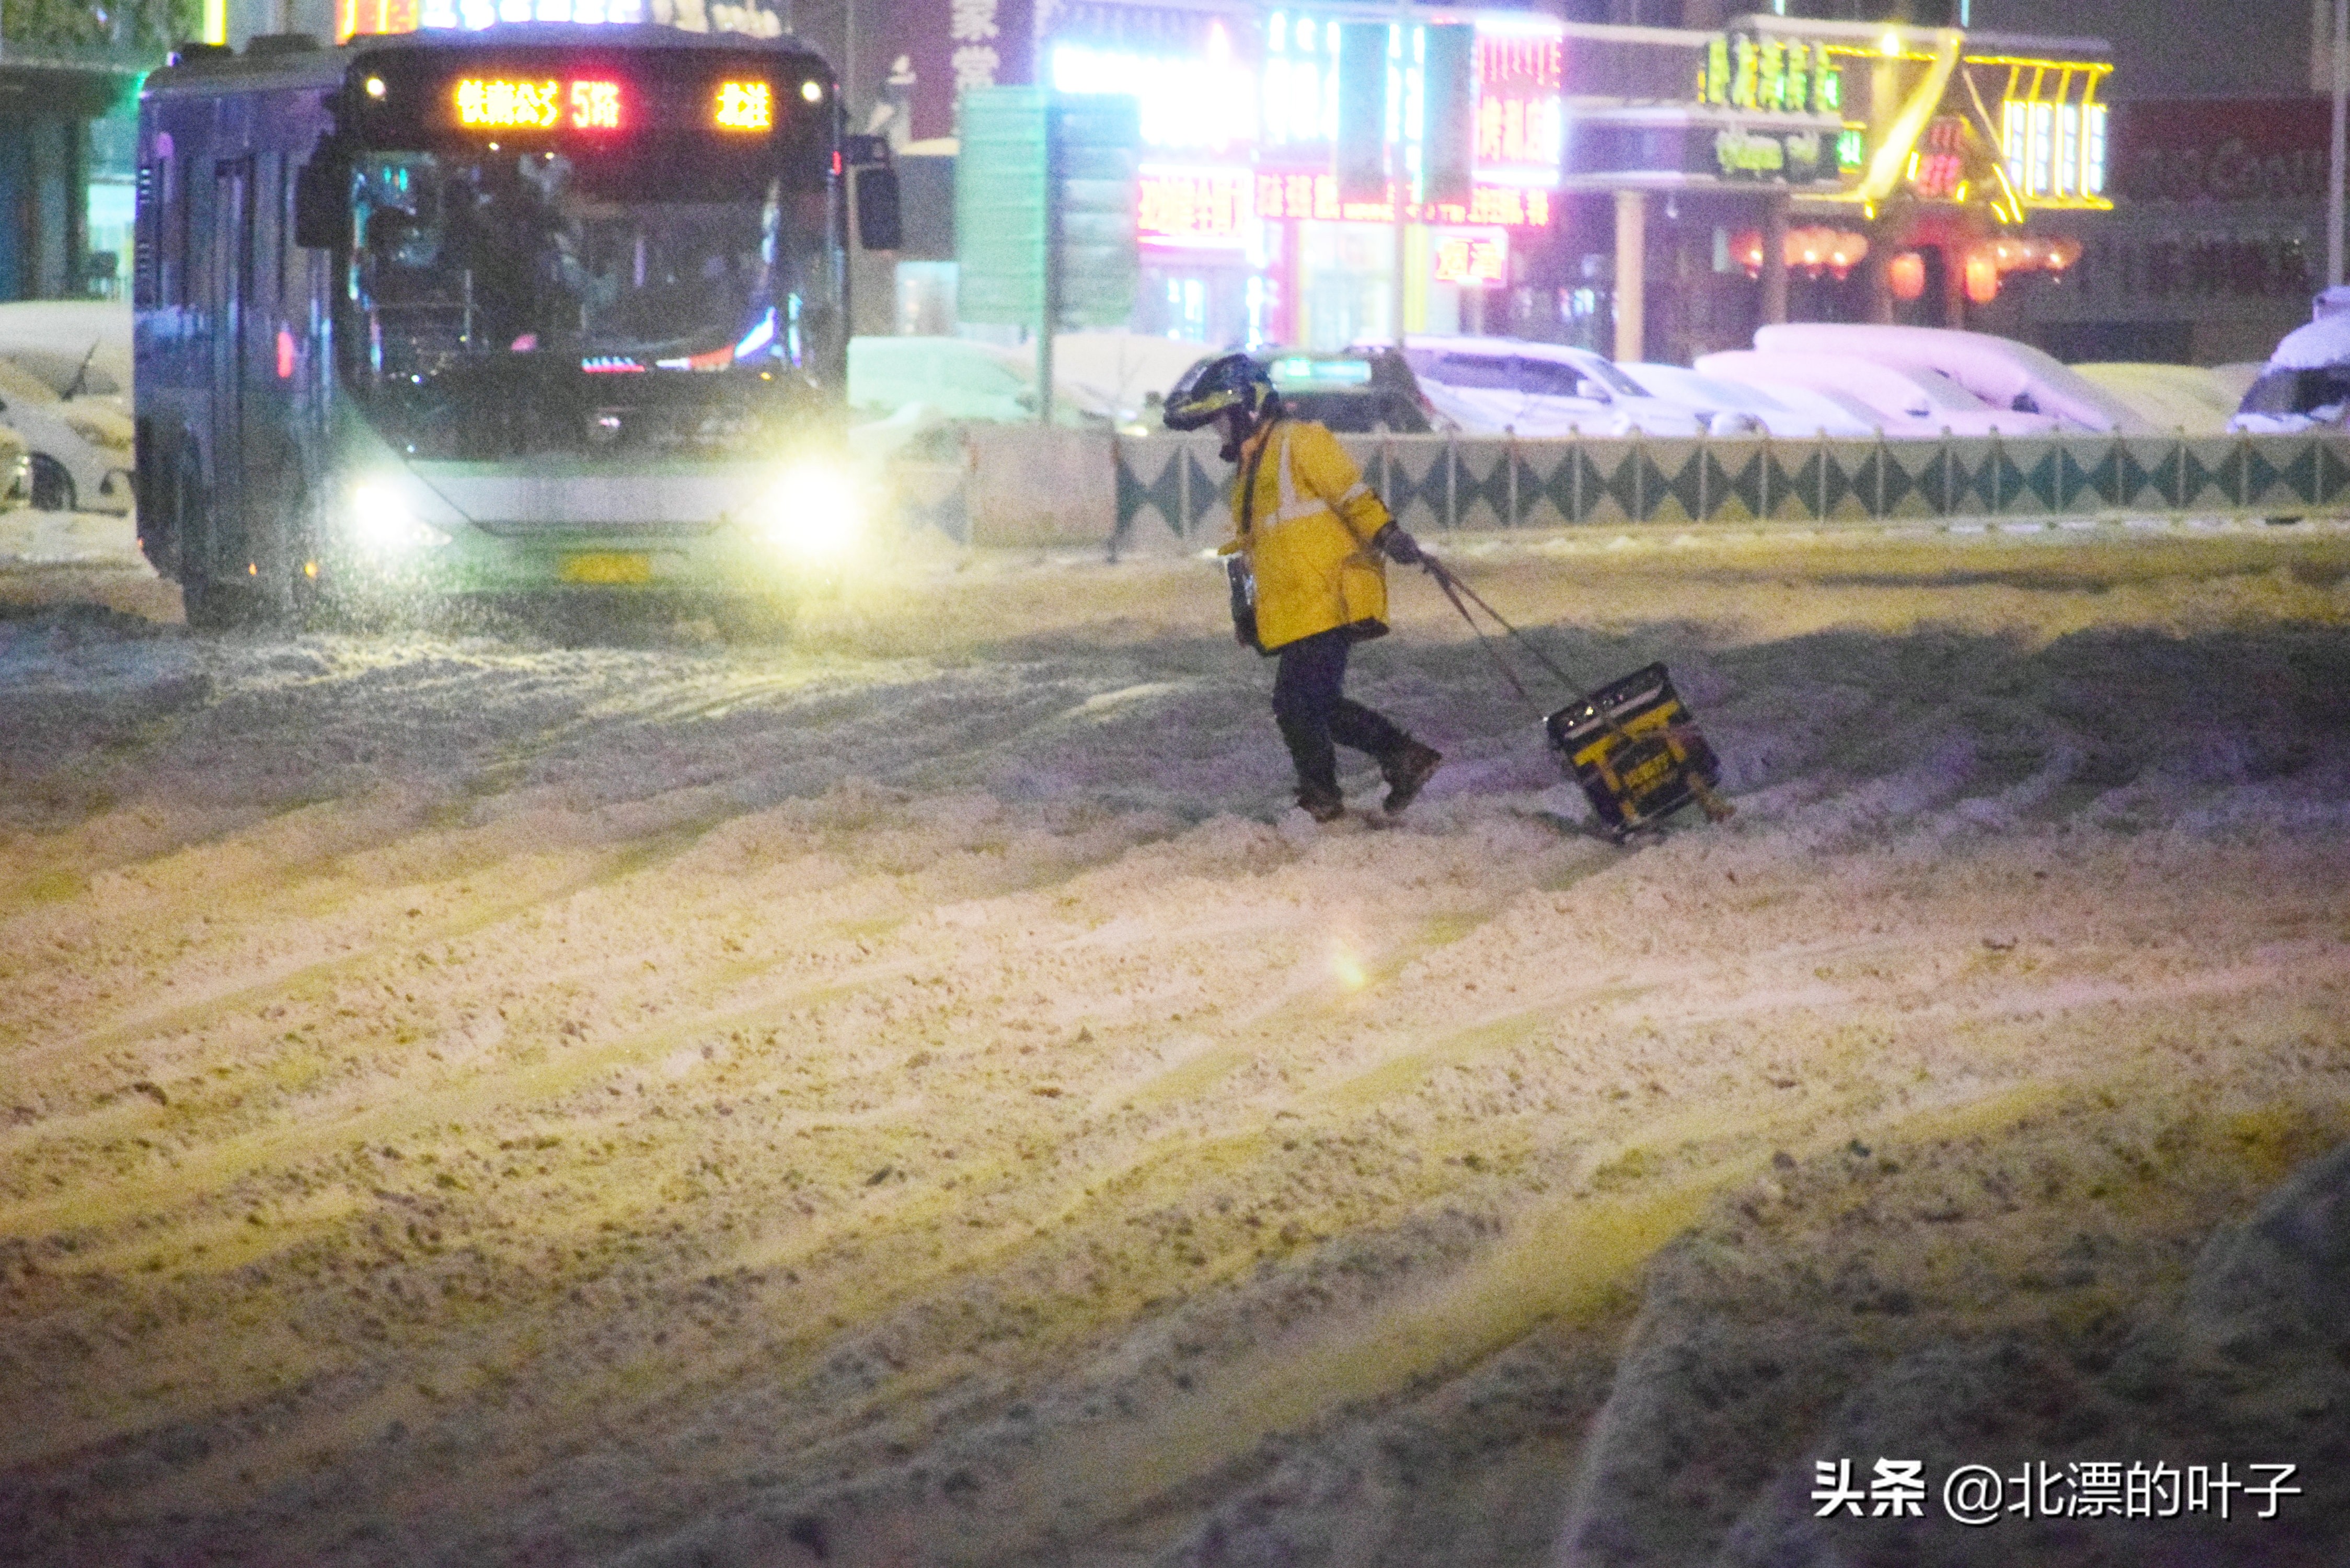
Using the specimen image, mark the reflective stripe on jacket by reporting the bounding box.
[1217,419,1391,652]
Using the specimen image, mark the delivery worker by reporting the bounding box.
[1162,352,1443,822]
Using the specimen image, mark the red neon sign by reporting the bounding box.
[570,79,623,130]
[1254,174,1551,229]
[1477,35,1563,94]
[1433,233,1507,285]
[1138,170,1247,244]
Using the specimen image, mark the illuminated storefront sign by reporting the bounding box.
[1050,22,1256,153]
[1258,11,1564,185]
[1697,32,1841,117]
[1432,228,1506,284]
[1254,171,1549,228]
[1714,126,1825,180]
[342,0,787,42]
[1908,116,1966,200]
[2002,97,2106,201]
[1567,117,1837,189]
[1260,10,1335,148]
[1476,27,1563,185]
[1137,167,1250,245]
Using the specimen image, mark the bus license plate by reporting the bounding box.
[560,552,654,584]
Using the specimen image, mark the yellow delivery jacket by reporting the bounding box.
[1218,418,1392,652]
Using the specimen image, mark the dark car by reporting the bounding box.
[1254,347,1438,434]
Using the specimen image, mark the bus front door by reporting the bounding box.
[208,156,252,579]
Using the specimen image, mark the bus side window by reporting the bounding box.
[276,151,292,301]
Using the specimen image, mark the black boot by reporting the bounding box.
[1296,782,1347,822]
[1379,741,1443,813]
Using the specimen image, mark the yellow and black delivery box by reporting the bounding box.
[1545,663,1725,837]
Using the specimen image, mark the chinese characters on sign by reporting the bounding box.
[571,79,623,129]
[1698,32,1841,117]
[1137,170,1249,244]
[1252,172,1549,228]
[1811,1459,2301,1525]
[1432,230,1507,285]
[1910,116,1965,199]
[453,77,630,131]
[713,79,773,130]
[454,78,563,129]
[1474,29,1564,180]
[951,0,1003,93]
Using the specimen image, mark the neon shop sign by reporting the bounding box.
[1697,32,1842,117]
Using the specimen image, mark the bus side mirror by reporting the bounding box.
[855,166,901,252]
[293,159,348,249]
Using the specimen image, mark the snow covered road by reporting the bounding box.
[3,524,2349,1565]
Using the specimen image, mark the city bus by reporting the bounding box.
[134,24,897,633]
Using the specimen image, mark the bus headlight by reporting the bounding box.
[755,462,861,560]
[350,481,451,552]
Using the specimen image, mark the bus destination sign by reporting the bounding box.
[448,75,774,134]
[348,50,817,142]
[454,77,626,131]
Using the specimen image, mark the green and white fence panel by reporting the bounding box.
[878,430,2350,547]
[1109,434,1227,541]
[1093,431,2350,536]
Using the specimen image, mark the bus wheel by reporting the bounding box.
[29,455,74,513]
[712,593,798,644]
[253,486,324,635]
[168,446,245,632]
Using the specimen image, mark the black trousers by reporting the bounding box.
[1271,627,1409,794]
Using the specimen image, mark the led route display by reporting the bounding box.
[445,75,780,133]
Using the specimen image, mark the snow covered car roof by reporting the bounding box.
[1696,350,2061,438]
[1753,323,2148,434]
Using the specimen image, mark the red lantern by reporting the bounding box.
[1964,251,2000,305]
[1730,228,1765,276]
[1887,250,1928,302]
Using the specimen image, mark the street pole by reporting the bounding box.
[2331,0,2346,287]
[1041,98,1057,425]
[1391,0,1408,348]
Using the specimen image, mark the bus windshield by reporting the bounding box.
[342,147,841,459]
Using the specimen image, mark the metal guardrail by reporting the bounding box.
[1105,430,2350,543]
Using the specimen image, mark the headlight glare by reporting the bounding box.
[757,462,861,559]
[350,481,451,552]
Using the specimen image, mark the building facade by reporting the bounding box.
[0,51,142,302]
[237,0,2132,362]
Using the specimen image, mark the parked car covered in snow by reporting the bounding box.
[2228,309,2350,434]
[0,358,134,512]
[1622,361,1880,437]
[1388,336,1706,436]
[847,336,1126,459]
[0,300,130,412]
[2070,363,2247,436]
[1695,350,2063,438]
[1753,323,2149,434]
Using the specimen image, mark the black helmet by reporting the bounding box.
[1163,352,1278,432]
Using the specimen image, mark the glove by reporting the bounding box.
[1373,523,1423,565]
